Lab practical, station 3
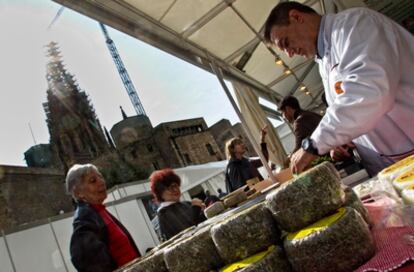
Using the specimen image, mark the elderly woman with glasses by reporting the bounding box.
[66,164,140,272]
[150,168,206,241]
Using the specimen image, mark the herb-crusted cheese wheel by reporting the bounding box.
[401,184,414,205]
[163,225,223,272]
[204,201,225,219]
[284,207,375,272]
[393,168,414,192]
[224,191,247,208]
[121,249,167,272]
[221,246,292,272]
[378,154,414,182]
[343,186,371,226]
[266,162,344,232]
[211,202,279,264]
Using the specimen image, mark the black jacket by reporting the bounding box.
[225,143,269,193]
[70,202,140,272]
[158,201,206,241]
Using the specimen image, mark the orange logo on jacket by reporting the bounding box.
[335,81,344,94]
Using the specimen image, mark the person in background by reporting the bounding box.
[279,95,322,167]
[204,190,220,207]
[217,188,227,198]
[264,2,414,175]
[225,126,269,192]
[66,164,140,272]
[150,168,206,241]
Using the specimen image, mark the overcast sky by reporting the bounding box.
[0,0,241,166]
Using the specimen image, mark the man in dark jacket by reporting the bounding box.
[279,96,322,153]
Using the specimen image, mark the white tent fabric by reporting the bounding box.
[232,81,287,166]
[52,0,327,114]
[105,160,228,202]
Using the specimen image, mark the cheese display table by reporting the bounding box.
[117,162,414,272]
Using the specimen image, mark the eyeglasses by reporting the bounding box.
[166,183,180,191]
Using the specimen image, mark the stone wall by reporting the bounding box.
[210,119,256,158]
[175,132,224,165]
[122,137,166,171]
[0,165,73,230]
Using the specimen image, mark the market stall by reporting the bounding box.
[50,0,414,271]
[116,158,414,272]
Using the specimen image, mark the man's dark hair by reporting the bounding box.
[264,2,317,43]
[279,95,301,111]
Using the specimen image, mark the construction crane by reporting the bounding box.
[99,23,146,116]
[48,7,147,116]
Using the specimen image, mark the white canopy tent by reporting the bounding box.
[53,0,330,111]
[51,0,367,170]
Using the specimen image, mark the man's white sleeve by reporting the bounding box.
[311,11,401,154]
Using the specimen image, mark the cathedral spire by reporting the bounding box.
[120,106,128,120]
[44,41,110,168]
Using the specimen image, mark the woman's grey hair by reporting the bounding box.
[65,164,100,198]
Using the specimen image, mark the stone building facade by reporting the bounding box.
[209,118,256,159]
[110,115,224,170]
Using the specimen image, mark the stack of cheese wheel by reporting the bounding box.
[284,207,375,272]
[211,202,279,264]
[204,201,225,218]
[121,249,167,272]
[223,189,247,208]
[378,154,414,183]
[266,162,344,232]
[163,225,223,272]
[401,184,414,205]
[220,246,292,272]
[343,186,372,226]
[393,167,414,193]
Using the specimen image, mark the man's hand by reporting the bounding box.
[290,148,318,174]
[260,125,268,143]
[329,143,356,162]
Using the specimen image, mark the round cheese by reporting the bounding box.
[211,202,279,264]
[401,184,414,205]
[220,245,292,272]
[378,154,414,183]
[343,186,371,226]
[163,225,223,272]
[393,168,414,192]
[204,201,225,219]
[223,191,247,208]
[121,249,167,272]
[266,162,344,232]
[284,207,375,272]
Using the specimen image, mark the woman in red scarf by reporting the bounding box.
[66,164,140,272]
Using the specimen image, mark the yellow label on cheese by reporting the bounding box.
[220,245,275,272]
[287,208,346,241]
[380,155,414,174]
[395,168,414,182]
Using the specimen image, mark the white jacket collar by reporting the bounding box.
[157,201,177,212]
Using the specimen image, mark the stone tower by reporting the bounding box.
[43,41,110,170]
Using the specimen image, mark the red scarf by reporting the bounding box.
[91,204,139,267]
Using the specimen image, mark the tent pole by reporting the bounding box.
[209,59,278,185]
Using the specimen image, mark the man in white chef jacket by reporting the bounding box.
[264,2,414,175]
